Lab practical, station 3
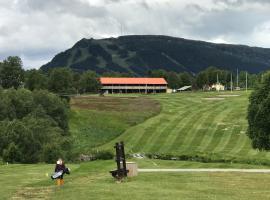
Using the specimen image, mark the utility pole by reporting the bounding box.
[246,71,248,92]
[231,72,233,93]
[217,73,219,92]
[237,68,239,88]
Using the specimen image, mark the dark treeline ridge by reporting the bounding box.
[41,35,270,75]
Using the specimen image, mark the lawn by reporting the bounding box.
[97,91,270,165]
[2,160,270,200]
[69,95,161,153]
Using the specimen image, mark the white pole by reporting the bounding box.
[231,72,233,93]
[246,72,248,92]
[237,68,239,88]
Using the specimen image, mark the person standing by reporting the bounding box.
[55,158,66,186]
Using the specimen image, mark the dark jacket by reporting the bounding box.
[55,163,66,179]
[55,163,66,172]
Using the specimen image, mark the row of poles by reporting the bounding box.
[217,69,248,92]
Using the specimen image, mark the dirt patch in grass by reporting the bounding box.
[217,95,240,97]
[12,186,53,200]
[70,96,161,113]
[202,97,225,101]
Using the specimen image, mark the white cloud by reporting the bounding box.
[0,0,270,69]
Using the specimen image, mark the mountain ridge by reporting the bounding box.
[41,35,270,75]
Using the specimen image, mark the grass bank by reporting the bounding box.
[69,95,161,154]
[98,91,270,165]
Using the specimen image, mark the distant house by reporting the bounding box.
[100,77,168,94]
[211,83,225,91]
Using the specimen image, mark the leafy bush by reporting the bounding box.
[0,88,71,163]
[247,72,270,150]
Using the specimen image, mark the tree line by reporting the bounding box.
[0,56,263,93]
[148,67,261,90]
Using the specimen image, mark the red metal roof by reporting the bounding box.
[100,77,167,85]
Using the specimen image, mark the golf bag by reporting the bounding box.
[51,167,70,180]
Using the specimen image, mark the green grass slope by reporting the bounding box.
[69,95,161,153]
[2,160,270,200]
[99,91,270,165]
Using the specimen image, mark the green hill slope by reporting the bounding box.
[69,95,161,153]
[41,35,270,75]
[91,91,270,165]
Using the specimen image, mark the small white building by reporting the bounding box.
[211,83,225,91]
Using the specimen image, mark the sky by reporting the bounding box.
[1,0,270,69]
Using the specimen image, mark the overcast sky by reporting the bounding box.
[1,0,270,69]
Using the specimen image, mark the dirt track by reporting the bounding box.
[138,168,270,173]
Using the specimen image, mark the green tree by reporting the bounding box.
[166,71,181,89]
[5,88,34,119]
[73,72,81,94]
[248,74,259,89]
[2,142,21,163]
[0,56,24,89]
[196,71,209,89]
[179,72,193,87]
[79,70,101,93]
[48,67,75,94]
[0,89,71,163]
[33,90,69,134]
[247,72,270,150]
[25,69,48,91]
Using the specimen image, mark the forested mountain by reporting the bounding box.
[41,35,270,75]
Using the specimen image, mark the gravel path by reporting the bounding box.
[138,168,270,173]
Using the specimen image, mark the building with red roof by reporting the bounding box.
[100,77,168,94]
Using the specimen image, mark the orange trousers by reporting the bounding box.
[56,179,64,186]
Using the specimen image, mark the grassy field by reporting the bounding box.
[69,95,160,153]
[3,91,270,199]
[1,160,270,200]
[89,91,270,165]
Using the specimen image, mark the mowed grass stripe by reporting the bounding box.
[99,113,164,151]
[180,102,229,154]
[195,104,232,153]
[137,115,178,153]
[167,103,220,154]
[128,115,169,152]
[202,108,236,153]
[220,125,243,154]
[165,105,210,153]
[137,97,200,152]
[144,103,204,153]
[212,125,235,153]
[141,109,191,153]
[138,101,201,153]
[157,105,207,154]
[129,103,188,152]
[110,98,190,152]
[229,127,249,155]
